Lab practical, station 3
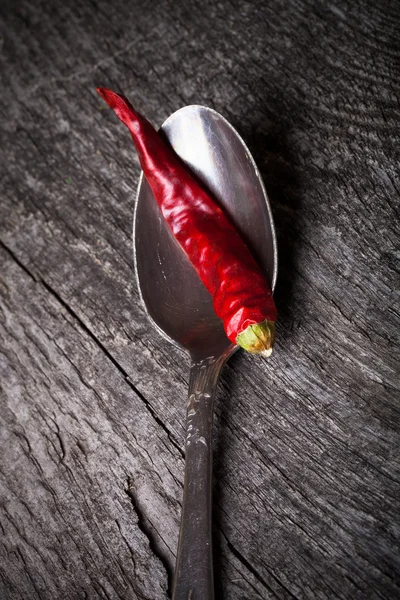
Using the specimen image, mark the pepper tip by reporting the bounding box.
[96,86,118,106]
[96,87,141,133]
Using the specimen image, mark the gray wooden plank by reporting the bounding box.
[1,0,399,598]
[0,246,179,599]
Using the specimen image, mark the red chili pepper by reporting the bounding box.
[97,88,277,355]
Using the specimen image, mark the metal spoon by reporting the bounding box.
[133,105,277,600]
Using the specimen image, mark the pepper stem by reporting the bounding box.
[236,320,276,356]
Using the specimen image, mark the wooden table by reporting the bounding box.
[1,1,399,598]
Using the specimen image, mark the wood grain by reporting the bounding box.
[1,0,399,598]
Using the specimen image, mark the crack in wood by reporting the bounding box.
[0,238,182,459]
[225,536,298,600]
[125,477,173,597]
[0,240,37,282]
[40,278,185,457]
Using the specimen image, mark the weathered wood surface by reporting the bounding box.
[1,0,399,598]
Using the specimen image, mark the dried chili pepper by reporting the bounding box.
[97,87,277,355]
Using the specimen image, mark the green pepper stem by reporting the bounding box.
[236,320,276,356]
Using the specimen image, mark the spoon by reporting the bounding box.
[133,105,277,600]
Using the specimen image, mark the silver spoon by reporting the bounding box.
[133,105,277,600]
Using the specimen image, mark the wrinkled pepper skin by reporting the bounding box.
[97,88,277,353]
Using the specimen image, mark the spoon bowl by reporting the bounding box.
[133,105,277,599]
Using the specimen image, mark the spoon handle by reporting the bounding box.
[172,353,227,600]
